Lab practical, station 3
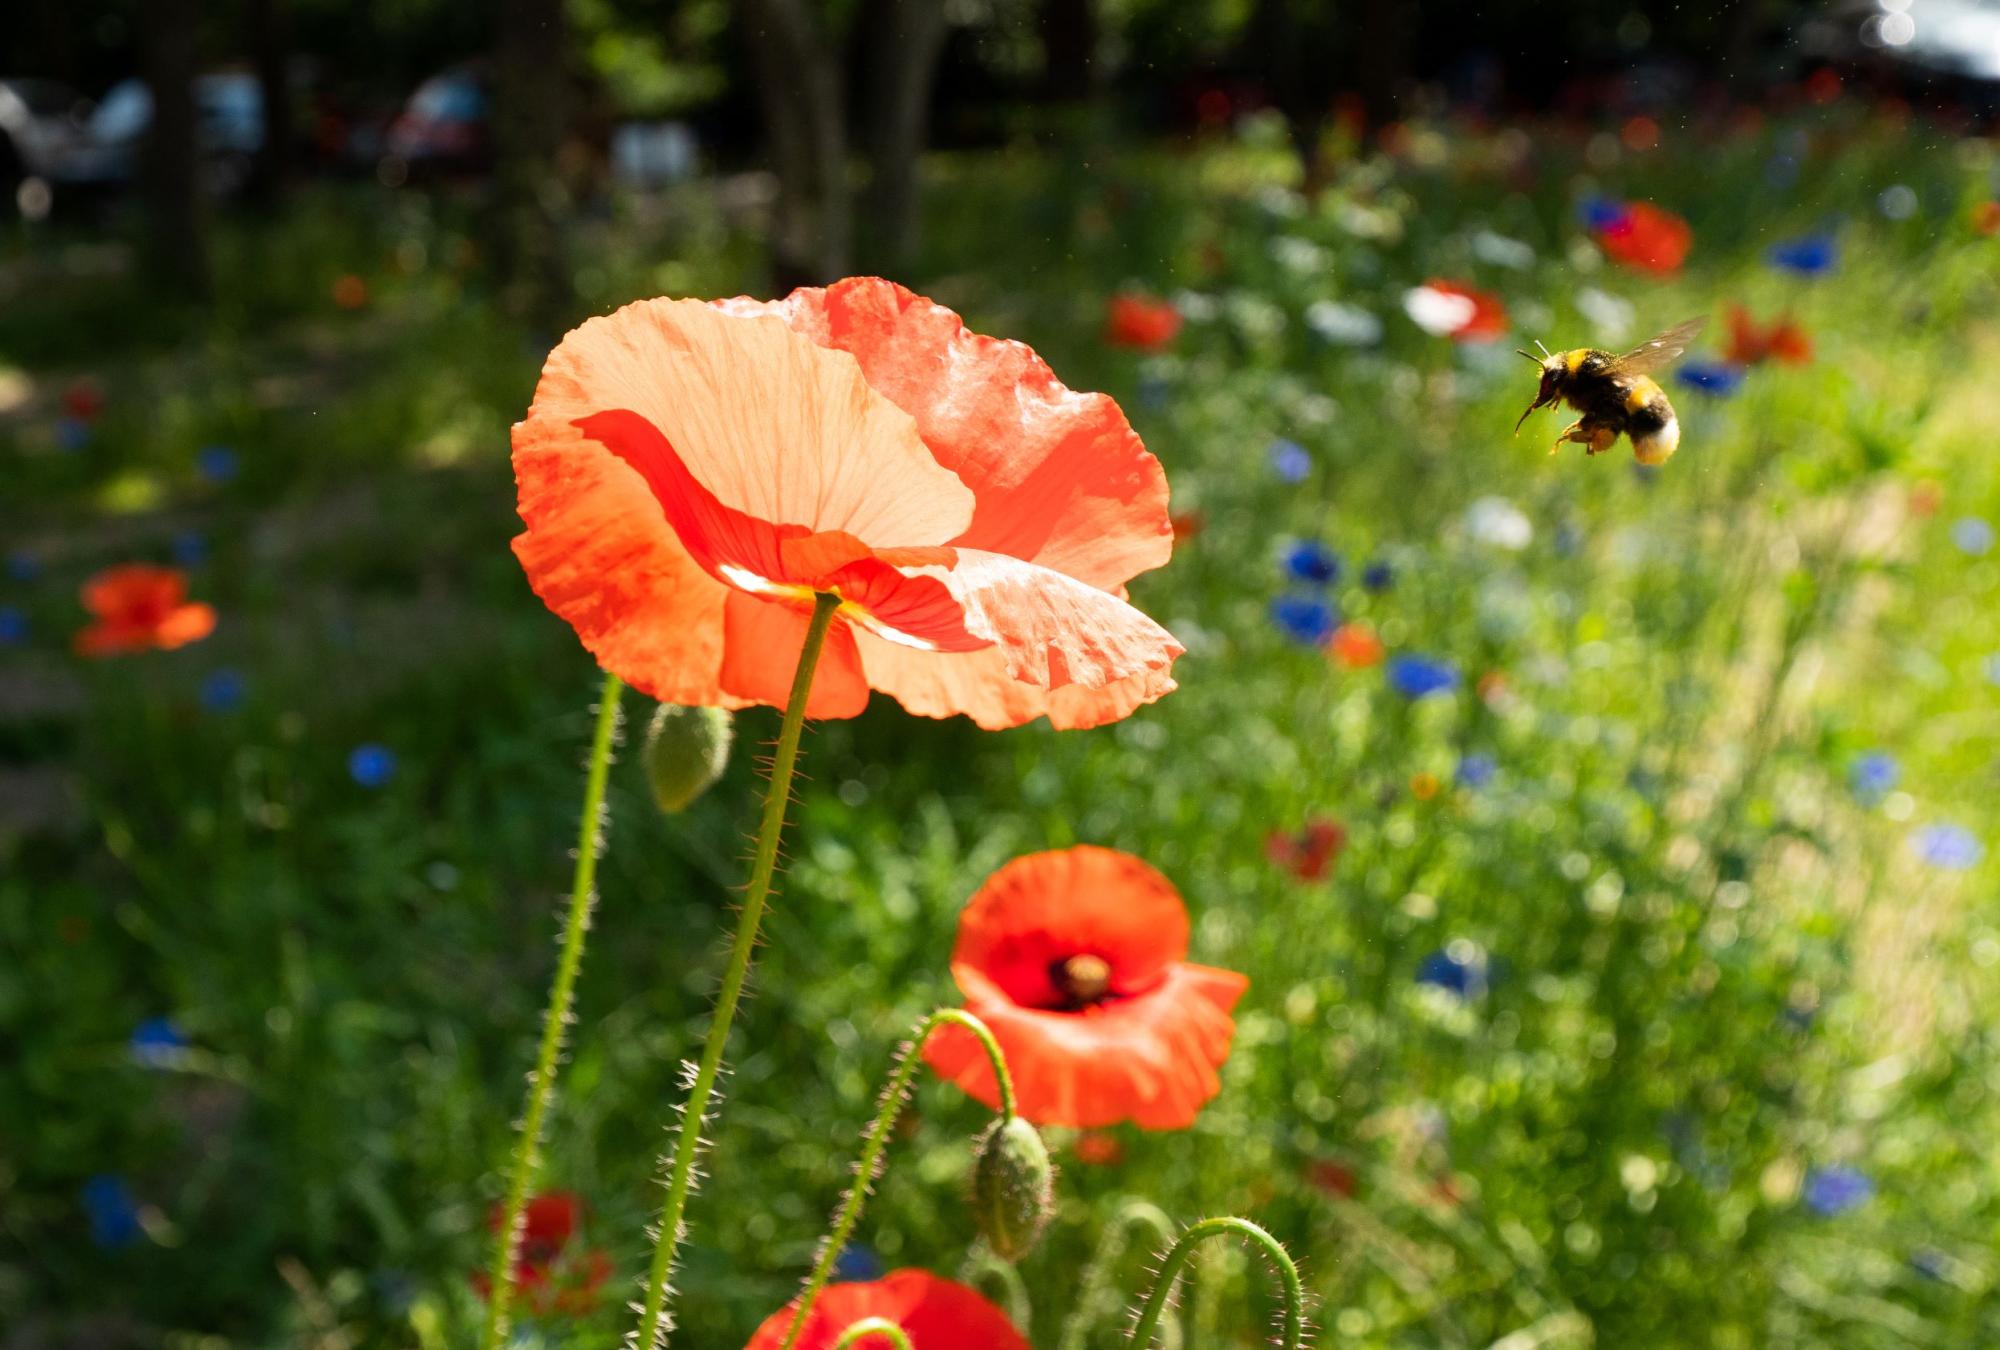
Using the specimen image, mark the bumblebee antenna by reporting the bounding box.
[1535,338,1553,359]
[1515,348,1542,363]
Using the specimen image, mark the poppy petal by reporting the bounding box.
[721,278,1171,592]
[718,590,871,719]
[846,636,1174,731]
[744,1269,1029,1350]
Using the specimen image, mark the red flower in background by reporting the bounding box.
[473,1190,613,1317]
[745,1270,1028,1350]
[1724,304,1812,366]
[924,846,1247,1130]
[1971,201,2000,237]
[1329,622,1384,669]
[61,379,106,422]
[1404,279,1508,342]
[74,565,216,656]
[1072,1130,1125,1167]
[1104,292,1183,350]
[1267,818,1346,882]
[1595,202,1692,274]
[1307,1158,1359,1199]
[512,278,1181,731]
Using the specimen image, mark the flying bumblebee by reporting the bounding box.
[1514,317,1706,466]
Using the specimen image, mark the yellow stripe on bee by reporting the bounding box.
[1565,349,1586,373]
[1624,375,1661,410]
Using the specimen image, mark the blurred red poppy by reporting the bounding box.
[1723,304,1812,366]
[61,379,105,422]
[1072,1130,1125,1166]
[745,1269,1028,1350]
[1104,293,1183,350]
[513,279,1181,730]
[1307,1158,1359,1198]
[473,1190,612,1317]
[74,565,216,657]
[924,846,1247,1130]
[1972,201,2000,237]
[1328,622,1384,669]
[1267,819,1345,882]
[1405,279,1508,342]
[1596,202,1691,274]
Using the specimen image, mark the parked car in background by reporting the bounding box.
[382,66,490,179]
[69,72,266,194]
[0,78,94,214]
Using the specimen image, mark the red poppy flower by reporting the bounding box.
[1306,1158,1358,1198]
[1170,509,1206,542]
[472,1190,613,1317]
[1403,280,1508,342]
[1103,293,1182,350]
[512,279,1180,730]
[1266,819,1345,882]
[1973,201,2000,237]
[924,846,1247,1130]
[62,379,105,422]
[1723,304,1812,366]
[74,565,216,656]
[744,1269,1028,1350]
[1595,202,1691,275]
[1072,1130,1125,1167]
[1328,622,1384,669]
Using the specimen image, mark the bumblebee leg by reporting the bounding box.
[1550,418,1587,455]
[1583,422,1618,456]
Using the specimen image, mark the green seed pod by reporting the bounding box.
[642,703,733,813]
[970,1116,1054,1261]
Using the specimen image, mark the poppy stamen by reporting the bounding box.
[1053,953,1113,1008]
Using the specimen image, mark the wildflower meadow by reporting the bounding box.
[7,9,2000,1350]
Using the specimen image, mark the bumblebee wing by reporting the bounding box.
[1611,316,1706,376]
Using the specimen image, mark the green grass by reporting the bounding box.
[4,104,2000,1349]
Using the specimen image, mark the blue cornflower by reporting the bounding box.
[1271,594,1337,646]
[1415,947,1488,998]
[171,531,208,567]
[1950,517,1994,556]
[1767,232,1837,276]
[1803,1165,1873,1217]
[1361,559,1394,592]
[6,550,40,582]
[348,744,398,788]
[1136,373,1171,412]
[1283,540,1341,586]
[1676,361,1745,396]
[1849,751,1899,801]
[1457,753,1496,789]
[0,606,25,645]
[200,669,247,713]
[55,416,91,451]
[130,1016,187,1067]
[196,445,240,483]
[83,1175,142,1247]
[1578,196,1630,231]
[1387,654,1459,699]
[1268,439,1312,483]
[1553,522,1584,557]
[833,1243,883,1282]
[1911,822,1981,870]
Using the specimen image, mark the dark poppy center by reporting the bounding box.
[1050,953,1112,1009]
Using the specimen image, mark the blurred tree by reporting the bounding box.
[740,0,853,287]
[140,0,210,299]
[493,0,572,322]
[247,0,295,204]
[858,0,951,268]
[1040,0,1100,102]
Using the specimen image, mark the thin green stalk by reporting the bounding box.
[779,1008,1016,1350]
[480,671,624,1350]
[831,1319,914,1350]
[1127,1217,1307,1350]
[634,592,842,1349]
[1058,1201,1179,1350]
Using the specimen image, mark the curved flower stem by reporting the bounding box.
[779,1008,1016,1350]
[831,1319,914,1350]
[479,671,624,1350]
[1058,1200,1178,1350]
[960,1245,1033,1329]
[634,592,842,1350]
[1126,1216,1307,1350]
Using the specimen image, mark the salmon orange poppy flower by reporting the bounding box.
[744,1269,1028,1350]
[1103,292,1183,350]
[1723,303,1812,366]
[512,279,1180,729]
[74,564,216,656]
[924,845,1247,1130]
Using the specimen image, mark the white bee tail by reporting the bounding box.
[1632,413,1680,466]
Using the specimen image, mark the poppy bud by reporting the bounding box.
[969,1116,1054,1261]
[642,704,733,813]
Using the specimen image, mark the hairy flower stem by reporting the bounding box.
[831,1319,914,1350]
[634,592,842,1349]
[1058,1200,1179,1350]
[480,671,624,1350]
[1127,1216,1307,1350]
[779,1008,1017,1350]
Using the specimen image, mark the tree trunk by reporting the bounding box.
[248,0,294,205]
[1250,0,1324,192]
[741,0,851,290]
[493,0,571,322]
[139,0,209,299]
[858,0,949,272]
[1040,0,1099,103]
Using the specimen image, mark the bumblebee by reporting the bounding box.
[1514,317,1705,466]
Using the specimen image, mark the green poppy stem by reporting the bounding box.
[779,1008,1016,1350]
[479,671,624,1350]
[831,1318,914,1350]
[1126,1216,1307,1350]
[634,592,842,1349]
[1058,1200,1179,1350]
